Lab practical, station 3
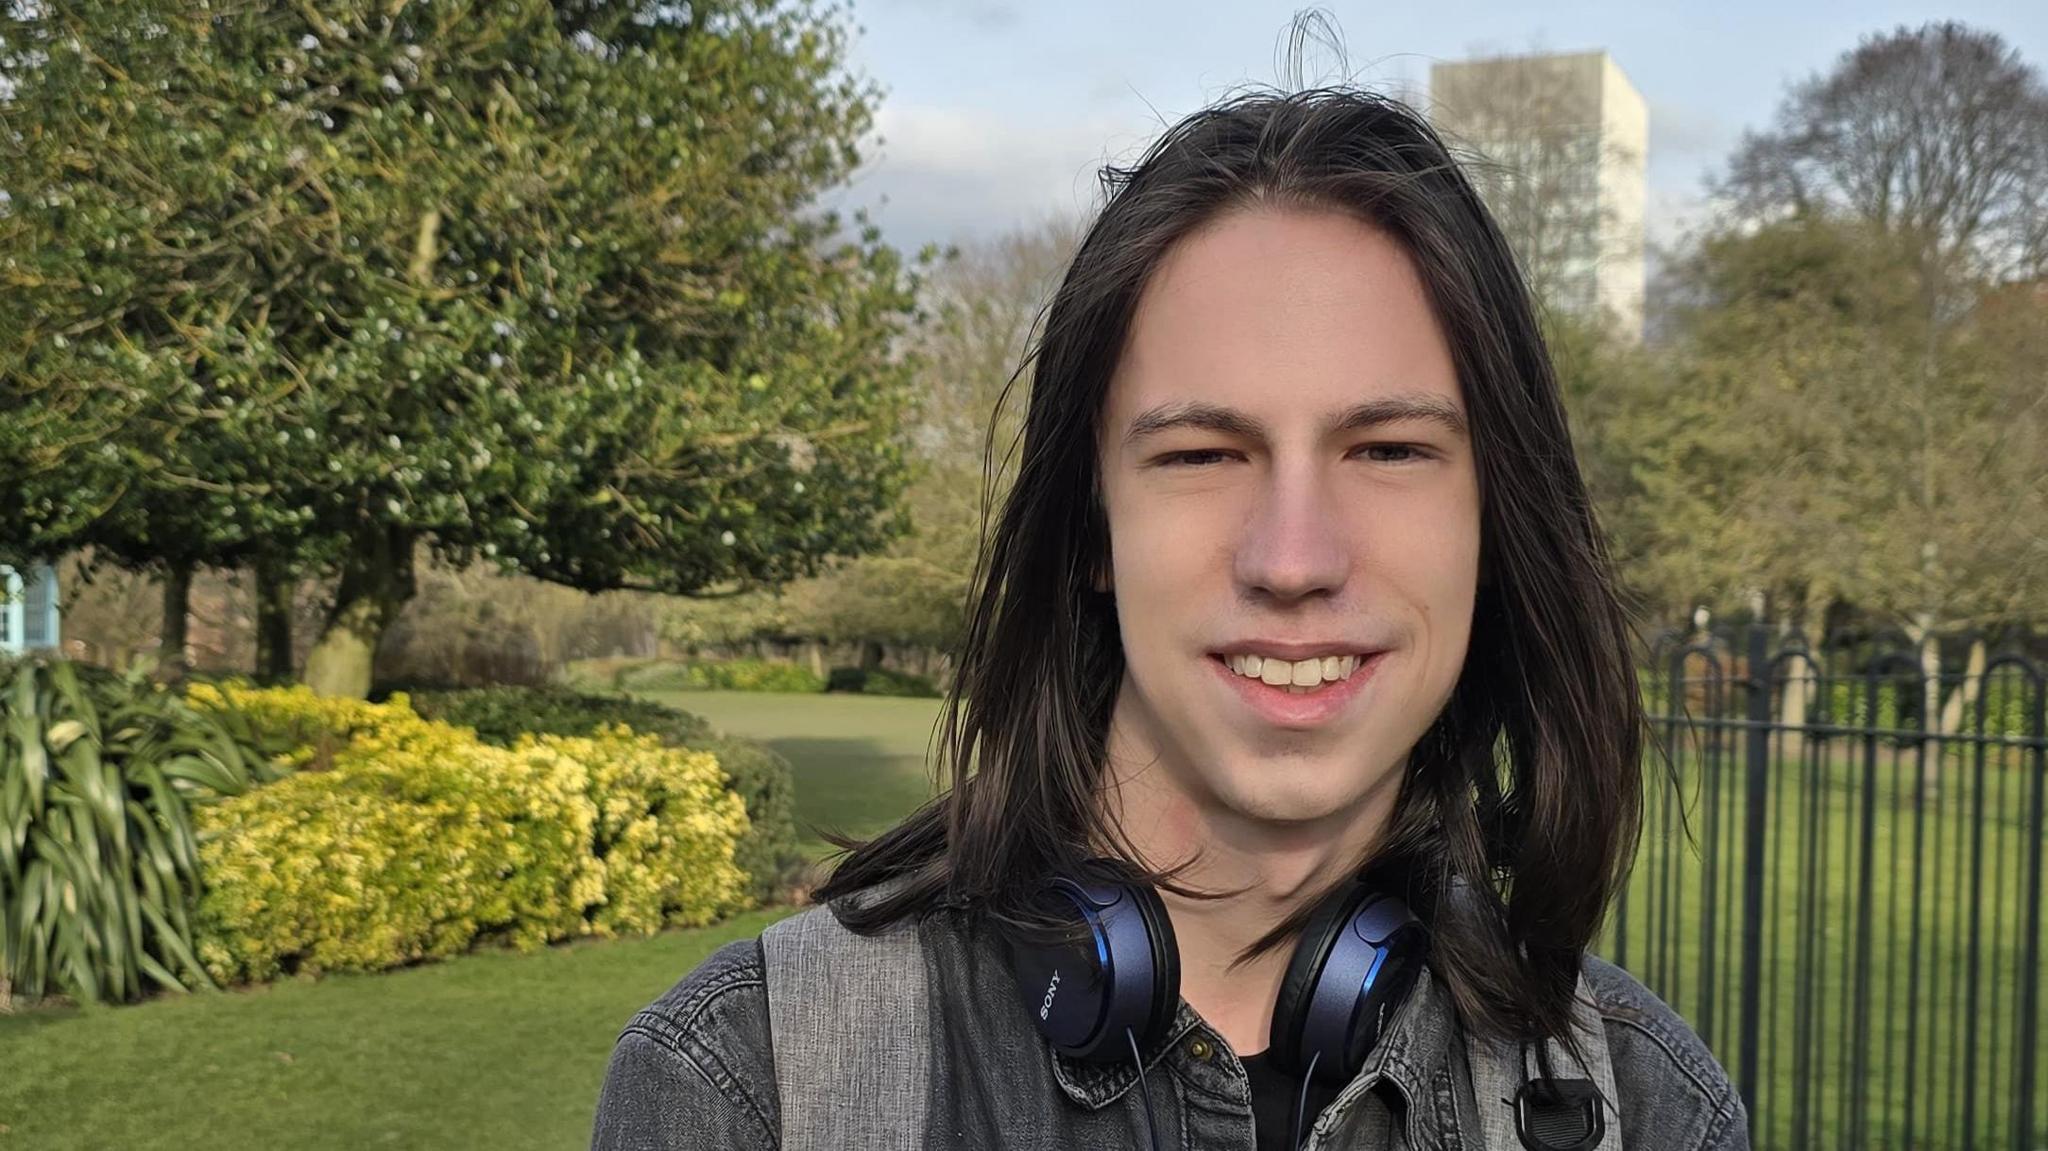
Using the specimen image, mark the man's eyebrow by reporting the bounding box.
[1120,394,1469,445]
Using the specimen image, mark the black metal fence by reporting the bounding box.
[1601,626,2048,1151]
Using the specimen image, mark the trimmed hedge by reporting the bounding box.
[564,656,943,699]
[618,658,827,694]
[555,656,668,694]
[1821,680,2036,740]
[186,685,749,984]
[406,685,803,904]
[824,666,942,698]
[401,683,713,748]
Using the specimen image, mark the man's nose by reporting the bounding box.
[1232,459,1350,601]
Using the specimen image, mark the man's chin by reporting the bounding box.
[1215,779,1365,828]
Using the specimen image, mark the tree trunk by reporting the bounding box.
[1937,636,1988,738]
[253,555,294,682]
[861,639,884,671]
[303,527,416,699]
[1777,590,1828,762]
[1913,271,1944,804]
[1911,610,1942,804]
[159,560,192,683]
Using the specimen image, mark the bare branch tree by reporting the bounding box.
[1720,21,2048,284]
[913,215,1082,479]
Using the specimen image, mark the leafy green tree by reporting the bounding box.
[1,0,927,697]
[661,217,1078,665]
[1636,217,2047,758]
[1716,20,2048,702]
[1542,312,1667,615]
[1624,221,1922,627]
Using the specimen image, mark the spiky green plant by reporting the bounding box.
[0,656,277,1006]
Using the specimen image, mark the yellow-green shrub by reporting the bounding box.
[186,680,406,768]
[187,685,749,984]
[531,725,750,936]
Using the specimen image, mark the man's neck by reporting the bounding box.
[1095,723,1400,1057]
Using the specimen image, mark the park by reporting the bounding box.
[3,4,2045,1149]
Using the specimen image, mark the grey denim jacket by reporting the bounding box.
[590,897,1749,1150]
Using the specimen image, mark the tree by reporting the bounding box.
[1717,21,2048,724]
[666,216,1081,666]
[0,332,284,681]
[806,215,1078,655]
[1542,311,1668,615]
[912,215,1080,478]
[1722,21,2048,286]
[1635,222,1921,624]
[0,0,928,697]
[1638,217,2048,756]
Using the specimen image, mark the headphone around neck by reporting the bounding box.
[1002,858,1429,1087]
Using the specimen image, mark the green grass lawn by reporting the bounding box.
[637,688,946,860]
[0,907,797,1150]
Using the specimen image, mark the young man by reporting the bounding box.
[591,87,1748,1151]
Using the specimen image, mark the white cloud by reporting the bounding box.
[827,103,1146,252]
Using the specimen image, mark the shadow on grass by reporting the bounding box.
[761,735,941,858]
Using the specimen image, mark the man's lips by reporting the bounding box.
[1207,650,1387,729]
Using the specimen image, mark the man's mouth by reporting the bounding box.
[1204,649,1389,727]
[1213,651,1375,694]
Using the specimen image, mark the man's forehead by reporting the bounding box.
[1107,210,1461,440]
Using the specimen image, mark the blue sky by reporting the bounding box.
[820,0,2048,257]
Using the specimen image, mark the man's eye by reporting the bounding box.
[1161,449,1235,467]
[1157,446,1429,467]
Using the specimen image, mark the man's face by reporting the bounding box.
[1097,207,1482,826]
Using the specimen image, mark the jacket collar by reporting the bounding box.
[1047,999,1209,1109]
[1046,958,1459,1136]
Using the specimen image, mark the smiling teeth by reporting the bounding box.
[1225,653,1360,690]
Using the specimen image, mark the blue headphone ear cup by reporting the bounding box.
[1005,862,1182,1061]
[1270,884,1427,1085]
[1270,880,1372,1077]
[1124,874,1181,1051]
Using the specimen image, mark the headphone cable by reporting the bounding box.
[1125,1027,1162,1151]
[1290,1050,1321,1150]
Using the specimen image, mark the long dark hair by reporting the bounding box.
[816,85,1645,1047]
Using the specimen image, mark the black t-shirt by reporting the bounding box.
[1240,1050,1342,1151]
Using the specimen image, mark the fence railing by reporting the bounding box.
[1602,626,2047,1151]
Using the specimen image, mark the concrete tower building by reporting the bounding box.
[1428,50,1648,338]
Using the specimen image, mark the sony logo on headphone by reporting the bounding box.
[1039,970,1062,1020]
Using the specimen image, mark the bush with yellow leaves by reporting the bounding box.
[559,723,753,936]
[186,684,750,984]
